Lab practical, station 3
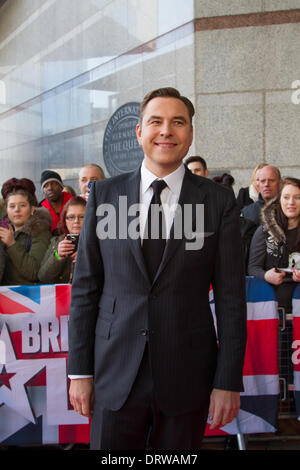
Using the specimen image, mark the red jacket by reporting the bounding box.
[40,191,73,233]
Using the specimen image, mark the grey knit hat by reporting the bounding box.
[40,170,63,189]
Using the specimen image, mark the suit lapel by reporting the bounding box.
[153,169,207,284]
[121,168,151,286]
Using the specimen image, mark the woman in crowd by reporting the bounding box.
[236,162,267,210]
[248,177,300,311]
[0,178,52,285]
[38,196,86,284]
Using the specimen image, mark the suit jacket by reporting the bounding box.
[68,167,247,416]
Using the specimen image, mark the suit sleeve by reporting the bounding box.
[211,191,247,392]
[68,183,104,375]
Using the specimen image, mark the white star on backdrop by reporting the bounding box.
[0,323,46,424]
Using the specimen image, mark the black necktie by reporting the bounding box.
[142,179,167,282]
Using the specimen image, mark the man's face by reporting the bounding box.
[187,161,208,177]
[79,167,104,199]
[136,97,193,176]
[43,181,63,203]
[257,167,280,201]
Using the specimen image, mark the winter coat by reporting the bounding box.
[38,235,74,284]
[0,198,6,218]
[241,194,265,226]
[39,192,73,233]
[2,208,52,285]
[0,240,6,283]
[236,187,252,211]
[236,184,260,211]
[0,198,8,282]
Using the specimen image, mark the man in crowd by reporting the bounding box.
[78,163,105,201]
[68,87,247,450]
[39,170,73,233]
[185,155,209,177]
[241,165,281,226]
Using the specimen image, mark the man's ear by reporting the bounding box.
[189,125,194,147]
[136,123,142,145]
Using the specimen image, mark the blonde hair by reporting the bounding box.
[250,163,268,186]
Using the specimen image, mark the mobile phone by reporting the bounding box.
[66,234,79,253]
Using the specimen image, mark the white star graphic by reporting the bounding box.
[0,323,46,424]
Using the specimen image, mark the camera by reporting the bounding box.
[66,234,79,253]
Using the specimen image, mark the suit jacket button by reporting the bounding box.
[140,329,148,336]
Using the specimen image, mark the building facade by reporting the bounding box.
[0,0,300,198]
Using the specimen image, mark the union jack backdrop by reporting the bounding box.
[0,284,89,445]
[0,280,299,445]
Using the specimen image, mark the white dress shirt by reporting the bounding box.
[69,162,185,379]
[139,161,185,241]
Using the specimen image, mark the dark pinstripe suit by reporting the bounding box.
[68,166,247,448]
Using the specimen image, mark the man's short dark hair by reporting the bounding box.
[185,156,207,171]
[138,87,195,126]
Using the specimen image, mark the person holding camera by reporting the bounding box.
[38,196,86,284]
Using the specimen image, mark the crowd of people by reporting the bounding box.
[0,158,299,313]
[0,163,105,286]
[186,156,300,313]
[1,86,298,451]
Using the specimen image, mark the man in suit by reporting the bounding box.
[68,87,247,450]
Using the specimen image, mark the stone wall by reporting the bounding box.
[0,0,299,196]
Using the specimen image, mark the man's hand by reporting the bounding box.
[69,378,94,418]
[208,388,240,430]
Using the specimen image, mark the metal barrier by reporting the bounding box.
[278,307,296,418]
[218,305,298,451]
[1,281,300,447]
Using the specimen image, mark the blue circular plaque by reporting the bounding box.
[103,102,144,176]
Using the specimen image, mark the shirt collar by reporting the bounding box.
[140,161,185,197]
